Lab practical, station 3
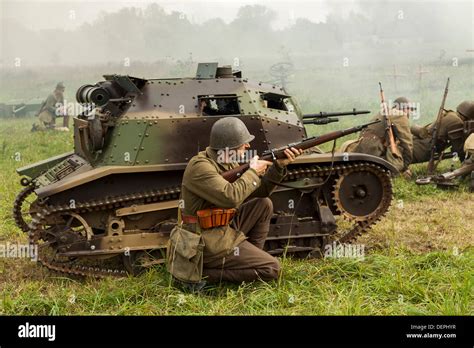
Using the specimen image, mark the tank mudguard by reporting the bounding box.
[292,152,399,176]
[35,163,186,199]
[35,152,398,199]
[16,151,74,179]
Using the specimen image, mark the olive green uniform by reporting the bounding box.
[411,110,465,163]
[37,92,64,130]
[180,147,286,283]
[342,110,413,172]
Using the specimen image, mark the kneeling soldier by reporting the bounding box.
[175,117,302,285]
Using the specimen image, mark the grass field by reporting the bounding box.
[0,117,472,315]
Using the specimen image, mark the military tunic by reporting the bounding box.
[37,92,64,130]
[412,110,465,163]
[342,110,413,172]
[180,147,286,282]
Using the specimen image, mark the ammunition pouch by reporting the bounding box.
[196,208,236,229]
[166,226,204,283]
[180,209,245,262]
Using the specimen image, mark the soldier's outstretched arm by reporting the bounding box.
[183,159,262,208]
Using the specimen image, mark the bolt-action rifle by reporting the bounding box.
[302,109,371,125]
[427,77,450,175]
[221,120,380,183]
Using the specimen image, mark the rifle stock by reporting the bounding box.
[221,120,380,183]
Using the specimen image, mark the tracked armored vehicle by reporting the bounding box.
[14,63,396,277]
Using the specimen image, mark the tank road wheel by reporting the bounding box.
[332,164,393,243]
[122,249,166,276]
[13,185,38,232]
[333,165,392,221]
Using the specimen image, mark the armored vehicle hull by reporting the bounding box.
[14,64,396,277]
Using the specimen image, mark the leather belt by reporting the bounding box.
[181,214,198,224]
[181,208,236,229]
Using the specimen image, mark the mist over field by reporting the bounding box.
[1,0,473,122]
[0,1,473,318]
[2,0,473,65]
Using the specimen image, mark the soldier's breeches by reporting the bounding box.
[412,137,432,164]
[231,197,273,249]
[38,111,54,129]
[202,198,280,283]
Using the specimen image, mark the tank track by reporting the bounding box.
[23,161,392,278]
[27,185,182,278]
[13,185,36,232]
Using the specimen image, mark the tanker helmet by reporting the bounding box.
[456,101,474,120]
[56,82,65,90]
[209,117,255,150]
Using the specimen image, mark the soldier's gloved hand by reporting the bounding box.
[249,156,273,176]
[277,147,304,167]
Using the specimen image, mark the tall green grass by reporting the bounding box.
[0,81,472,315]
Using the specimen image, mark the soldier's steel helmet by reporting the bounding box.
[393,97,410,109]
[56,82,65,90]
[456,101,474,120]
[209,117,255,149]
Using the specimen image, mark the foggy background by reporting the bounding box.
[0,0,473,126]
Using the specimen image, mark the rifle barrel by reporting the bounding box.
[302,109,370,119]
[221,119,379,182]
[303,118,339,125]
